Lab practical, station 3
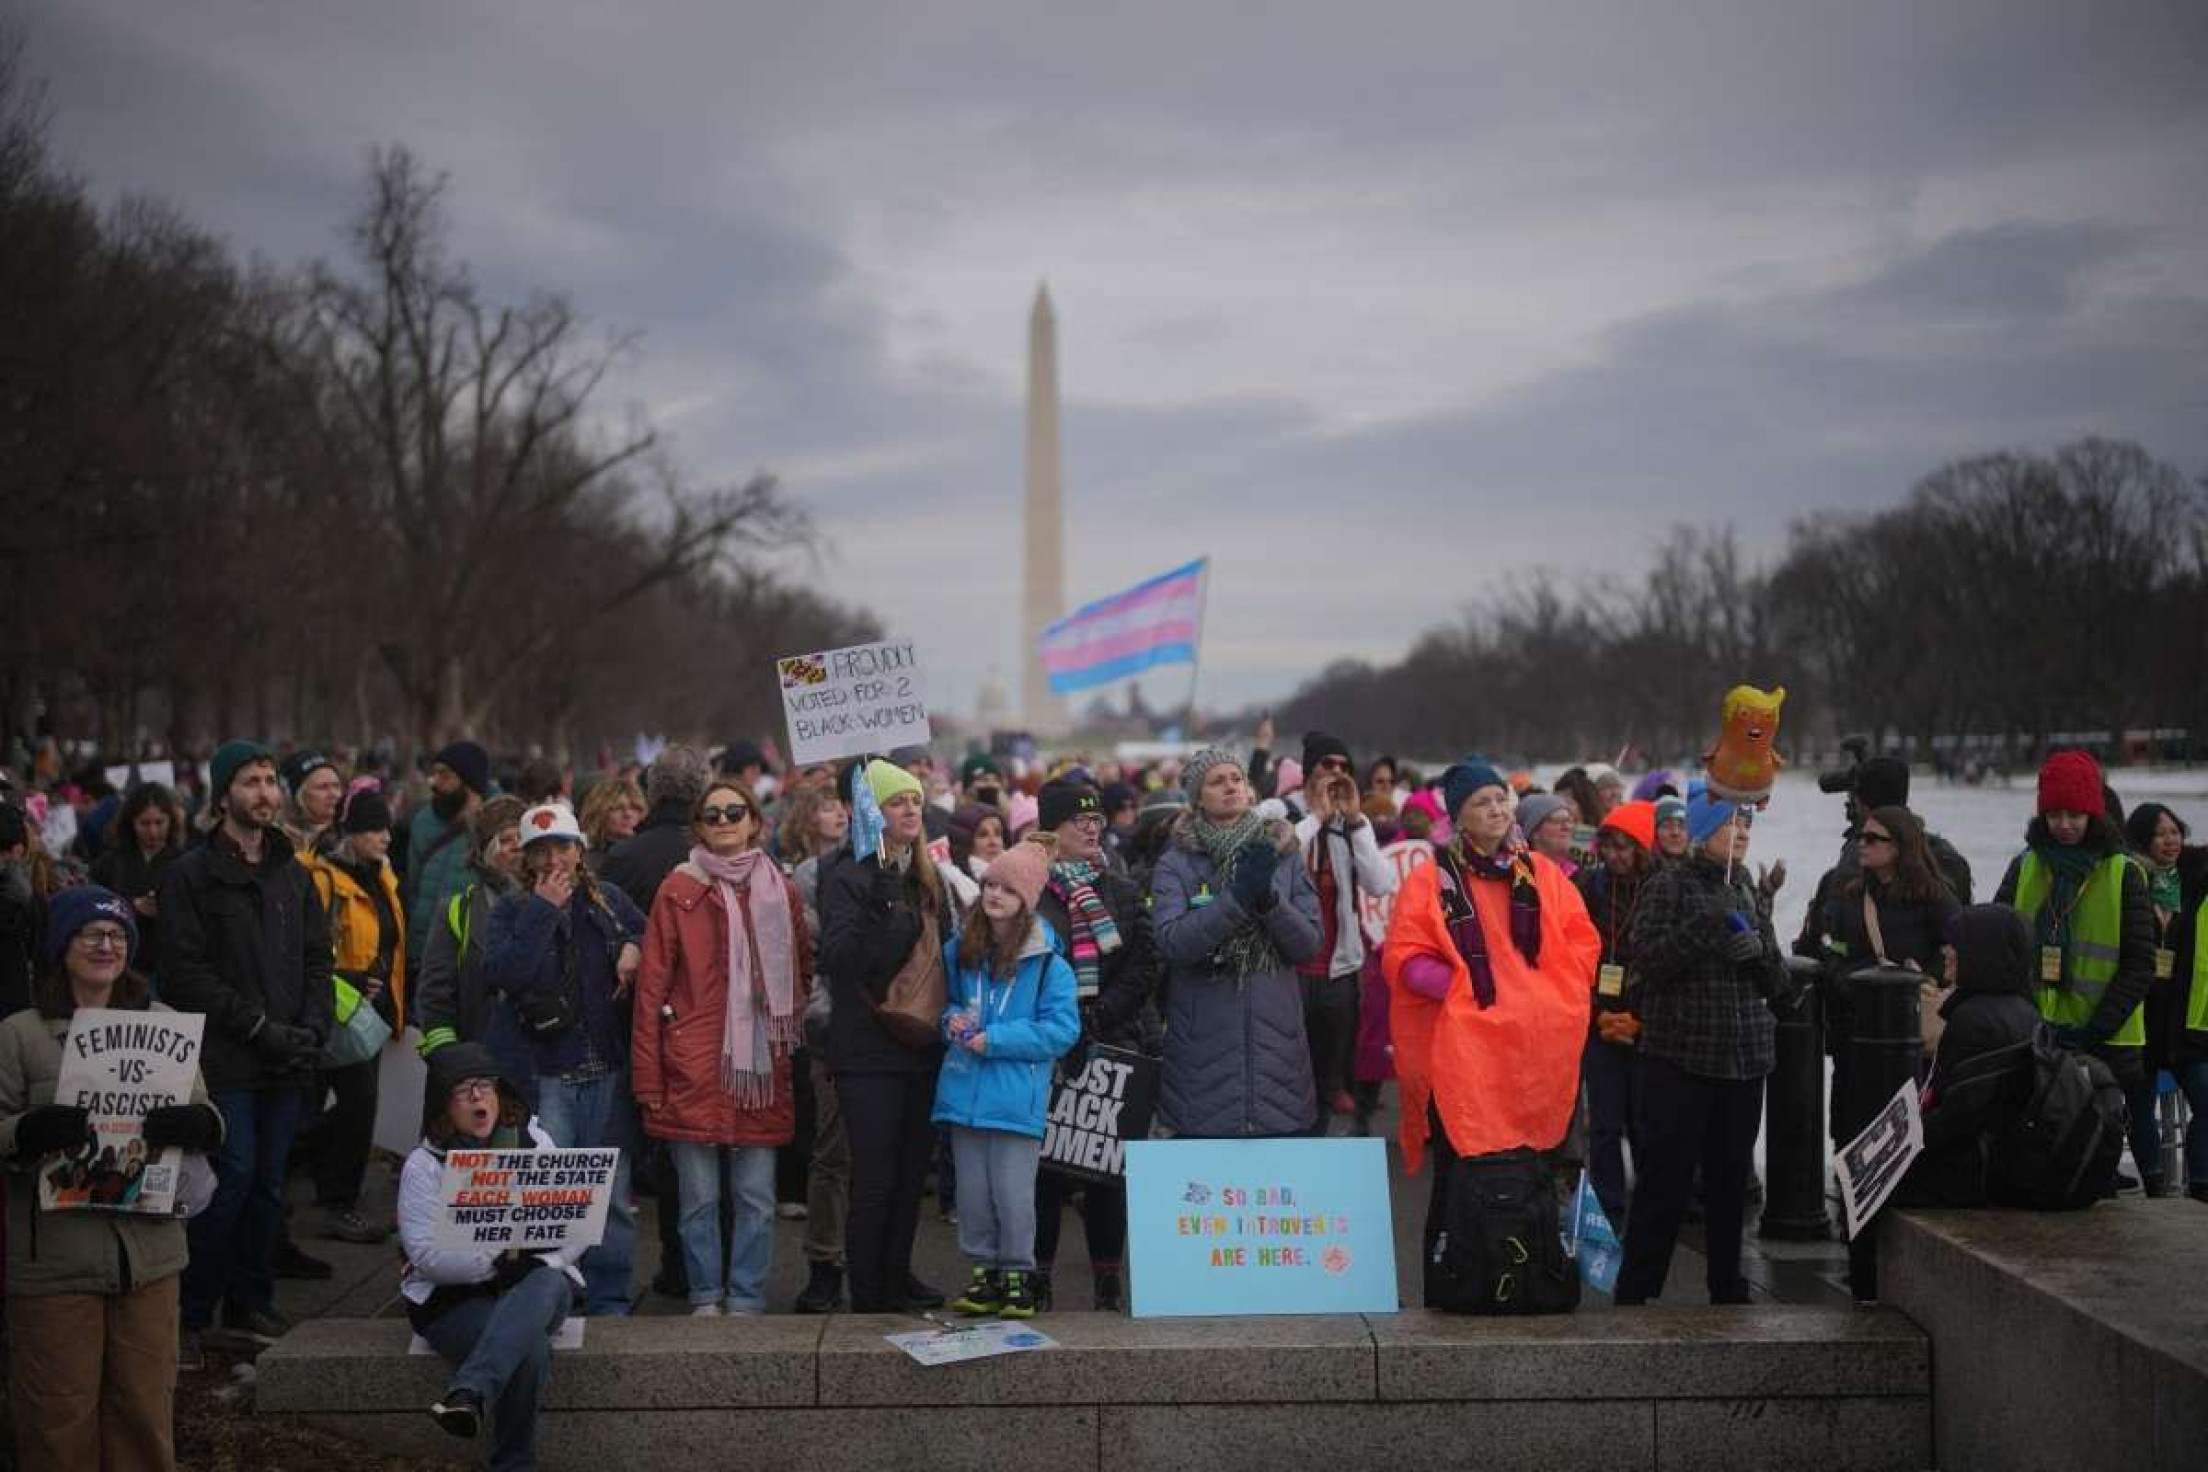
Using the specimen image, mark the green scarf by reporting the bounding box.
[2146,861,2182,916]
[2028,839,2101,948]
[1191,811,1288,987]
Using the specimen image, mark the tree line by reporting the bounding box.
[1266,437,2208,767]
[0,35,876,766]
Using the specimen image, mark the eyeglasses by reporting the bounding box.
[73,927,131,952]
[700,805,753,826]
[1067,813,1105,831]
[449,1079,498,1100]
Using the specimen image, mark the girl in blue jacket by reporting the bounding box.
[934,839,1080,1317]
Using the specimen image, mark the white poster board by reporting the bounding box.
[885,1320,1057,1366]
[776,640,931,765]
[104,761,177,793]
[1836,1078,1924,1240]
[431,1147,619,1252]
[1357,838,1433,941]
[40,1008,205,1216]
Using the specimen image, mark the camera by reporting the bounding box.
[1816,734,1873,795]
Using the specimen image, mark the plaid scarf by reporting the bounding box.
[1048,859,1122,999]
[1435,836,1544,1008]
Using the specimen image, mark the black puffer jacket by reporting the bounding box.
[818,850,953,1076]
[1898,906,2042,1208]
[1037,863,1161,1056]
[157,832,334,1091]
[598,801,695,913]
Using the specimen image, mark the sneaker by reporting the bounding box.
[221,1304,292,1344]
[948,1267,1005,1316]
[2142,1175,2173,1200]
[690,1303,724,1317]
[2116,1170,2141,1193]
[272,1239,335,1280]
[1092,1267,1124,1313]
[998,1270,1039,1319]
[794,1262,844,1315]
[178,1327,206,1374]
[775,1201,808,1220]
[316,1206,390,1244]
[900,1275,946,1311]
[430,1387,484,1439]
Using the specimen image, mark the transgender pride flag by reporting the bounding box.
[1040,558,1208,695]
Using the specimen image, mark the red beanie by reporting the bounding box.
[2036,751,2104,818]
[1599,799,1657,854]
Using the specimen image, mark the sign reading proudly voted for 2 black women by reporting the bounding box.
[1124,1137,1398,1316]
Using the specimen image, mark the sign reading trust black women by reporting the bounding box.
[1039,1045,1158,1182]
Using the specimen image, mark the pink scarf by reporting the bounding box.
[689,845,800,1108]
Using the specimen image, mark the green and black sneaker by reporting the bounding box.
[998,1269,1040,1319]
[948,1267,1005,1316]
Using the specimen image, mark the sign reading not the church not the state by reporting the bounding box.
[776,641,932,765]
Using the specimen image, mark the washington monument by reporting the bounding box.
[1023,283,1067,732]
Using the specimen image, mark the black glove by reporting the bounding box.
[253,1019,319,1064]
[1229,842,1279,910]
[142,1103,224,1152]
[1725,928,1764,964]
[15,1104,92,1158]
[491,1250,548,1292]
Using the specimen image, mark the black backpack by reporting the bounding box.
[1990,1026,2125,1210]
[1428,1148,1581,1315]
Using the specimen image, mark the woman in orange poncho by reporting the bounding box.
[1385,761,1599,1303]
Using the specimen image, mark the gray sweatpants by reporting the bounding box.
[950,1126,1042,1271]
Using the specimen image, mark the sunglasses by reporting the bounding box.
[700,804,753,826]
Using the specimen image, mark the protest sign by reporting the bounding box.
[1567,1172,1623,1296]
[1040,1046,1159,1182]
[1357,838,1433,940]
[431,1147,618,1253]
[40,1008,205,1215]
[103,761,176,794]
[885,1321,1058,1367]
[776,640,931,765]
[1125,1137,1398,1317]
[1836,1078,1924,1240]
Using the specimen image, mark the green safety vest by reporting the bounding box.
[2013,850,2145,1046]
[2187,891,2208,1037]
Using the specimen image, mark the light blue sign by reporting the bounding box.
[1124,1138,1399,1317]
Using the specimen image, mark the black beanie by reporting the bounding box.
[1302,731,1352,773]
[1855,756,1910,810]
[435,741,492,797]
[1038,778,1102,832]
[340,786,393,835]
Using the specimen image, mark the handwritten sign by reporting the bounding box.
[776,640,932,765]
[40,1009,204,1215]
[1041,1046,1159,1182]
[431,1147,618,1252]
[1125,1137,1398,1317]
[1357,838,1433,941]
[885,1321,1058,1366]
[1836,1078,1924,1240]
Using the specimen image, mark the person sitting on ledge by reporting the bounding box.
[1895,905,2042,1208]
[399,1042,582,1469]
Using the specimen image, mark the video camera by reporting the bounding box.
[1816,734,1874,796]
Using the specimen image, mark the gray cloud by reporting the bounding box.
[16,0,2208,712]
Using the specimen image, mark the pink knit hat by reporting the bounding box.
[982,837,1054,910]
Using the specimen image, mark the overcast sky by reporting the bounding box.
[19,1,2208,714]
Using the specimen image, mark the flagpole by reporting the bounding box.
[1181,556,1211,742]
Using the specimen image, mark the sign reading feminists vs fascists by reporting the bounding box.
[776,639,932,765]
[41,1008,205,1216]
[1040,1045,1159,1182]
[432,1148,619,1253]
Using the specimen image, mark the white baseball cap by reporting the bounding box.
[519,801,586,850]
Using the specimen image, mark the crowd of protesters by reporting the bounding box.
[2,725,2204,1468]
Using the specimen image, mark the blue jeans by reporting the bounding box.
[669,1142,777,1310]
[182,1086,307,1328]
[534,1070,638,1316]
[418,1265,573,1472]
[2175,1061,2208,1188]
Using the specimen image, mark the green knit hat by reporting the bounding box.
[210,738,276,804]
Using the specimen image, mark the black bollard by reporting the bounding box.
[1844,965,1922,1302]
[1759,955,1830,1241]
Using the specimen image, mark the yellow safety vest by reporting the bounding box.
[2187,891,2208,1037]
[2013,850,2144,1046]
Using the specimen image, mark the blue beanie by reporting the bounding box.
[44,885,140,968]
[1442,761,1510,823]
[1685,789,1740,845]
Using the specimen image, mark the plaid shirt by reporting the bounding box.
[1627,854,1779,1080]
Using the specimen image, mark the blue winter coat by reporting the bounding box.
[1149,812,1325,1138]
[931,919,1081,1139]
[479,881,646,1106]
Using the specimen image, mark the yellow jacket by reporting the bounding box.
[303,852,409,1033]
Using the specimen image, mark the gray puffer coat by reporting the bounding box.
[1149,813,1323,1138]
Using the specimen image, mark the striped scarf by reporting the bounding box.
[1048,860,1122,999]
